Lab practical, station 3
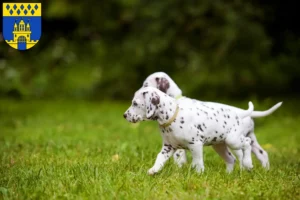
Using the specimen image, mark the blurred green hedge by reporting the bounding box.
[0,0,299,100]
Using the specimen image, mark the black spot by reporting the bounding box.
[181,121,184,124]
[224,121,227,125]
[160,111,164,114]
[246,131,251,137]
[227,115,230,118]
[215,131,218,133]
[250,140,254,145]
[166,115,169,120]
[176,153,180,157]
[221,108,224,112]
[212,137,217,142]
[189,142,194,144]
[200,135,204,138]
[228,152,232,156]
[180,126,183,129]
[259,149,263,154]
[197,124,204,132]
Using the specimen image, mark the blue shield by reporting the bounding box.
[2,3,42,50]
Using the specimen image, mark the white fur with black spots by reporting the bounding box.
[140,72,282,171]
[124,87,255,174]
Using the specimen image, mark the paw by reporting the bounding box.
[262,161,270,170]
[175,158,187,168]
[192,163,204,173]
[147,167,158,176]
[242,159,253,170]
[226,164,234,173]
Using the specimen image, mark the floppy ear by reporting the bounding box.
[144,91,160,119]
[155,77,170,93]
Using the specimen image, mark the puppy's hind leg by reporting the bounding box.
[248,132,270,169]
[225,134,253,171]
[173,149,187,168]
[212,143,236,173]
[231,149,246,170]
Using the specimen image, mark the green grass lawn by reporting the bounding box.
[0,99,299,200]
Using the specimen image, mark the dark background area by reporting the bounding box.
[1,0,299,101]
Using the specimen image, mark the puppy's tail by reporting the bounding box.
[251,102,282,118]
[239,101,254,119]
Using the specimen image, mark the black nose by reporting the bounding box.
[123,113,127,118]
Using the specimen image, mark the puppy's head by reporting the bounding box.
[124,87,161,123]
[142,72,170,94]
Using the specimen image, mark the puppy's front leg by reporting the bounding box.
[189,143,204,173]
[173,149,187,168]
[148,144,175,175]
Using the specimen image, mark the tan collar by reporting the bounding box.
[159,105,179,128]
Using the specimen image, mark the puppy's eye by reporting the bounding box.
[133,102,138,106]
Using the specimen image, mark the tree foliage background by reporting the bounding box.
[0,0,299,100]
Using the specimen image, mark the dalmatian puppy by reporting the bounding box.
[141,72,282,170]
[124,87,255,174]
